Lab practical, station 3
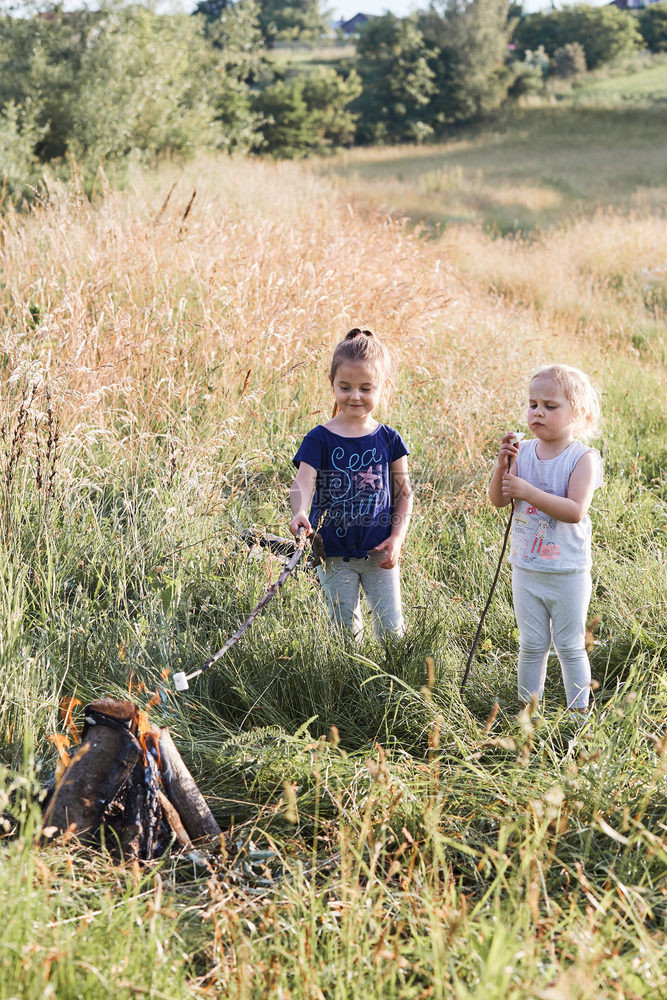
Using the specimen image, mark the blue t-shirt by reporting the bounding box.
[293,424,409,560]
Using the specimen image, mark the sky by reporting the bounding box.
[330,0,610,20]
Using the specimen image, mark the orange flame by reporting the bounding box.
[134,707,162,769]
[146,689,161,710]
[48,733,72,783]
[59,697,82,744]
[49,733,71,762]
[128,672,147,695]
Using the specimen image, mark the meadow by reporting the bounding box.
[321,57,667,235]
[0,100,664,997]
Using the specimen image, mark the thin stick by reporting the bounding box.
[460,505,513,693]
[184,528,307,685]
[460,441,521,693]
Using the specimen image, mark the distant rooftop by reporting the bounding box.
[336,13,372,35]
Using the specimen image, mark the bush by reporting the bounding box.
[0,5,260,195]
[639,1,667,53]
[514,4,642,69]
[552,41,587,79]
[253,69,361,157]
[0,101,43,204]
[508,62,545,98]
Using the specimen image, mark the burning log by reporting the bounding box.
[120,751,163,861]
[44,699,142,841]
[157,789,193,851]
[43,697,219,861]
[158,729,221,843]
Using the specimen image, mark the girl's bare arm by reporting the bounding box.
[501,451,599,523]
[374,456,412,568]
[289,462,317,535]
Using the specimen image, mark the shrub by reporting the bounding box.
[552,41,587,79]
[639,1,667,53]
[0,5,260,194]
[514,4,642,69]
[253,69,360,157]
[0,100,43,204]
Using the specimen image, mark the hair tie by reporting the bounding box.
[346,328,373,340]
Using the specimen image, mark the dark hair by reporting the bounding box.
[329,328,391,383]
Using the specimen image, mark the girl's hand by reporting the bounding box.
[501,470,529,502]
[289,512,311,537]
[374,535,402,569]
[497,432,520,469]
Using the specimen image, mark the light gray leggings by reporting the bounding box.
[512,567,592,710]
[316,551,404,640]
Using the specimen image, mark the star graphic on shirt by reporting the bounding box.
[358,469,381,488]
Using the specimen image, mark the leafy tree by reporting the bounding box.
[418,0,516,125]
[510,10,563,62]
[193,0,232,22]
[514,5,642,69]
[0,6,102,162]
[199,0,265,148]
[353,14,436,144]
[253,67,360,156]
[0,3,263,195]
[255,0,327,47]
[639,1,667,53]
[0,100,43,203]
[68,7,222,167]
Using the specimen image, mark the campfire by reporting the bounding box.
[43,697,221,861]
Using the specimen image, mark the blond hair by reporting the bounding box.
[531,364,601,441]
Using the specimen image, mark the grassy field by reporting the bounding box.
[571,55,667,104]
[0,110,664,998]
[321,98,667,233]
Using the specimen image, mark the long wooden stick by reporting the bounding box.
[460,436,523,692]
[175,527,307,690]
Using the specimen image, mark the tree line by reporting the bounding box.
[1,0,665,202]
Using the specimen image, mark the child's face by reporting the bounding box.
[330,361,382,421]
[527,376,576,444]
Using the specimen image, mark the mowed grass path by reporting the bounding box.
[322,104,667,233]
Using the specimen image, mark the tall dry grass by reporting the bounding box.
[0,152,664,999]
[1,154,635,495]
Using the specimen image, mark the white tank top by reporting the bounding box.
[509,439,603,572]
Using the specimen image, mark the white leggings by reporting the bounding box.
[316,551,404,640]
[512,567,592,710]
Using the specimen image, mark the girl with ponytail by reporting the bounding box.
[289,329,412,639]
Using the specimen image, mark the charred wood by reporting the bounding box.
[44,717,141,840]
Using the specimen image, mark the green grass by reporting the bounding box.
[266,41,355,79]
[321,103,667,234]
[0,148,664,997]
[0,357,663,998]
[571,55,667,103]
